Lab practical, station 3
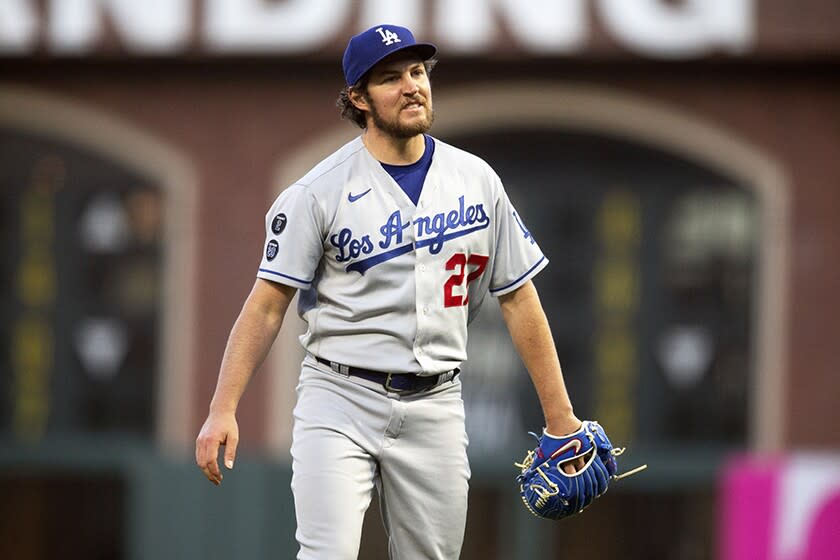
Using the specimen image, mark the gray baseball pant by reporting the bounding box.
[291,354,471,559]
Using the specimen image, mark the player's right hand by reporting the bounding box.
[195,411,239,486]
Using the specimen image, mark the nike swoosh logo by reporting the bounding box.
[348,188,372,203]
[549,438,582,460]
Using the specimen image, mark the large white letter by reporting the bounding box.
[48,0,190,54]
[598,0,754,58]
[436,0,587,54]
[497,0,587,53]
[435,0,494,54]
[359,0,422,35]
[205,0,352,53]
[0,0,38,52]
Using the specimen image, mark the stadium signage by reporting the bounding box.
[0,0,753,58]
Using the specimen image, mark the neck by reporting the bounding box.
[362,128,426,165]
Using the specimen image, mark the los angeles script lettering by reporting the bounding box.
[330,196,489,262]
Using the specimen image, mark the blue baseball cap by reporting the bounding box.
[342,24,437,86]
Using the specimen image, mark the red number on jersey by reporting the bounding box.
[444,253,467,307]
[444,253,489,307]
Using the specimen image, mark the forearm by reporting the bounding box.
[499,281,579,435]
[209,280,294,414]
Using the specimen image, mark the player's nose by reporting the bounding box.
[401,74,421,95]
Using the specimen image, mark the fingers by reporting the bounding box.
[223,434,238,470]
[560,455,586,475]
[196,435,223,485]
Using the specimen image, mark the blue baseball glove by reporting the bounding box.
[515,421,621,520]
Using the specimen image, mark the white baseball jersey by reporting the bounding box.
[257,136,546,374]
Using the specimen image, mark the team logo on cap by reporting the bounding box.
[376,27,401,46]
[272,213,287,235]
[266,240,279,261]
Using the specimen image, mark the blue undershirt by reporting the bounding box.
[380,134,435,206]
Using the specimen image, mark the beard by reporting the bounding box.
[368,98,434,139]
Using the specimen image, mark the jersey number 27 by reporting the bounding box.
[444,253,489,307]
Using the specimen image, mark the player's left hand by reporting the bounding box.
[195,411,239,486]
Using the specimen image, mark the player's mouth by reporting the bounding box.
[401,99,426,113]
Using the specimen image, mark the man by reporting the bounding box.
[196,24,583,559]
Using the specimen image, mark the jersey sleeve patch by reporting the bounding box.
[271,213,288,234]
[256,184,323,289]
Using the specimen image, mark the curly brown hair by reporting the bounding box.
[336,59,437,129]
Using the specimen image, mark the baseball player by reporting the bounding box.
[196,24,584,559]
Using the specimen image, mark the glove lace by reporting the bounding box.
[531,465,560,508]
[514,449,536,472]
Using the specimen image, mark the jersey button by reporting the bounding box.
[419,264,426,272]
[422,306,429,315]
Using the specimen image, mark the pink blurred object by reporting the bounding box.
[720,454,840,560]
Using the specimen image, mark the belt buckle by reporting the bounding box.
[385,373,414,393]
[384,372,405,393]
[385,372,441,393]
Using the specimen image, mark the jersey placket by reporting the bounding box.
[412,192,440,373]
[371,146,442,374]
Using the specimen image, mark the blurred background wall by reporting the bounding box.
[1,1,839,558]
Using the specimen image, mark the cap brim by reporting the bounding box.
[401,43,437,61]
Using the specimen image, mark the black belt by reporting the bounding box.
[314,356,459,393]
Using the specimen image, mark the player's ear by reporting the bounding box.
[349,87,369,112]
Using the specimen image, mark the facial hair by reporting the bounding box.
[368,97,434,139]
